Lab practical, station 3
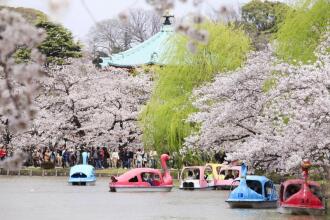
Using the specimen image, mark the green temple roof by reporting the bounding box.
[100,17,175,68]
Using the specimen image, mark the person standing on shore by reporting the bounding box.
[75,147,80,165]
[62,148,70,168]
[44,148,51,162]
[50,148,56,164]
[136,149,143,168]
[128,148,134,169]
[103,147,110,168]
[111,149,119,168]
[149,150,158,169]
[56,149,62,167]
[0,145,6,161]
[93,147,103,169]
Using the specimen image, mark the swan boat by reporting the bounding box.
[68,152,96,185]
[278,160,327,215]
[226,163,278,208]
[109,154,173,192]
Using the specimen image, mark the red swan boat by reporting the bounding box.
[109,154,173,192]
[278,160,327,215]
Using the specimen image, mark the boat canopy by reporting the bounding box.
[69,164,95,176]
[116,168,162,181]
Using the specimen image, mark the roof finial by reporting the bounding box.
[163,11,174,25]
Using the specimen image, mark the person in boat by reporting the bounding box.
[234,171,239,179]
[187,170,194,180]
[249,181,262,195]
[142,173,155,186]
[205,169,213,181]
[194,169,200,180]
[285,184,301,199]
[224,170,235,180]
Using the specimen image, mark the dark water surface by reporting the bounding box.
[0,176,328,220]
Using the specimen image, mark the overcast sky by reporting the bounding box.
[4,0,252,42]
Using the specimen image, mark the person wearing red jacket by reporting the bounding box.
[0,146,7,160]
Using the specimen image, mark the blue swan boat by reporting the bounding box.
[68,152,96,185]
[226,163,278,208]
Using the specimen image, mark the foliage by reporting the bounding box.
[36,20,82,65]
[41,161,55,169]
[185,30,330,173]
[13,47,32,63]
[262,77,277,93]
[2,6,82,65]
[0,6,47,24]
[241,0,289,50]
[275,0,330,63]
[141,22,251,157]
[242,0,290,33]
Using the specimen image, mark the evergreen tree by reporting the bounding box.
[36,20,82,65]
[2,6,82,65]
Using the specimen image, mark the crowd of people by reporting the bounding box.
[0,144,159,169]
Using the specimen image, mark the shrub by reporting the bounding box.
[41,162,55,170]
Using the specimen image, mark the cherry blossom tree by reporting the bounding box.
[10,59,153,150]
[185,30,330,174]
[0,9,45,134]
[0,9,45,169]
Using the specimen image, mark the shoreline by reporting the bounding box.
[0,167,181,179]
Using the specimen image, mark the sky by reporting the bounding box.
[3,0,250,42]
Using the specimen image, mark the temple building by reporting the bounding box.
[99,15,175,68]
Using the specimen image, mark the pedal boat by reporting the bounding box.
[206,163,225,179]
[215,165,241,190]
[179,165,215,190]
[68,152,96,185]
[278,160,327,215]
[109,154,173,192]
[226,163,278,208]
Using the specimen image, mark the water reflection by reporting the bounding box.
[0,176,327,220]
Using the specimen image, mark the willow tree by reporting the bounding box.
[141,22,251,165]
[275,0,330,63]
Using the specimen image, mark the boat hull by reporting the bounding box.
[226,200,278,209]
[68,177,96,186]
[278,206,326,216]
[215,185,238,190]
[179,186,214,191]
[109,186,173,192]
[68,180,96,186]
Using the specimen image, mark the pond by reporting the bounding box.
[0,176,327,220]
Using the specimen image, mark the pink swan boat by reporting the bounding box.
[109,154,173,192]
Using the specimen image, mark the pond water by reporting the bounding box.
[0,176,328,220]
